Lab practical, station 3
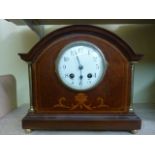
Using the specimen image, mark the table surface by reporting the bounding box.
[0,104,155,135]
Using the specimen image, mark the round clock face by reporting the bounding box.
[56,41,108,91]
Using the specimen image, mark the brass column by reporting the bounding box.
[28,63,34,112]
[129,62,136,112]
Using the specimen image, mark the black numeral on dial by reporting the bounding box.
[96,64,99,69]
[64,57,69,62]
[63,65,66,69]
[65,74,69,78]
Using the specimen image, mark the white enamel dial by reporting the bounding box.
[56,41,108,91]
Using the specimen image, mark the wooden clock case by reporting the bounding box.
[19,25,143,132]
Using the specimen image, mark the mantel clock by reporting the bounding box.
[19,25,143,133]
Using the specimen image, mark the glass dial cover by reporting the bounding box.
[55,41,108,91]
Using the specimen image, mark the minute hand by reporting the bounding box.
[76,55,81,66]
[75,54,83,86]
[76,55,83,70]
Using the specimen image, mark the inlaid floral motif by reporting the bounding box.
[53,93,109,110]
[70,93,92,110]
[53,97,70,108]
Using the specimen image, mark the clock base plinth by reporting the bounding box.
[22,112,141,131]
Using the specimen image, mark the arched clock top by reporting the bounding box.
[19,25,143,63]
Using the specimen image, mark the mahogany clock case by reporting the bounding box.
[19,25,143,131]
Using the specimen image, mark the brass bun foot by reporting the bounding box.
[25,129,32,134]
[130,130,138,134]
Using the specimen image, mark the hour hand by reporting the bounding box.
[75,53,83,86]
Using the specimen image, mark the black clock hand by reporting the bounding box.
[75,53,83,86]
[76,54,80,65]
[76,55,83,70]
[79,75,83,86]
